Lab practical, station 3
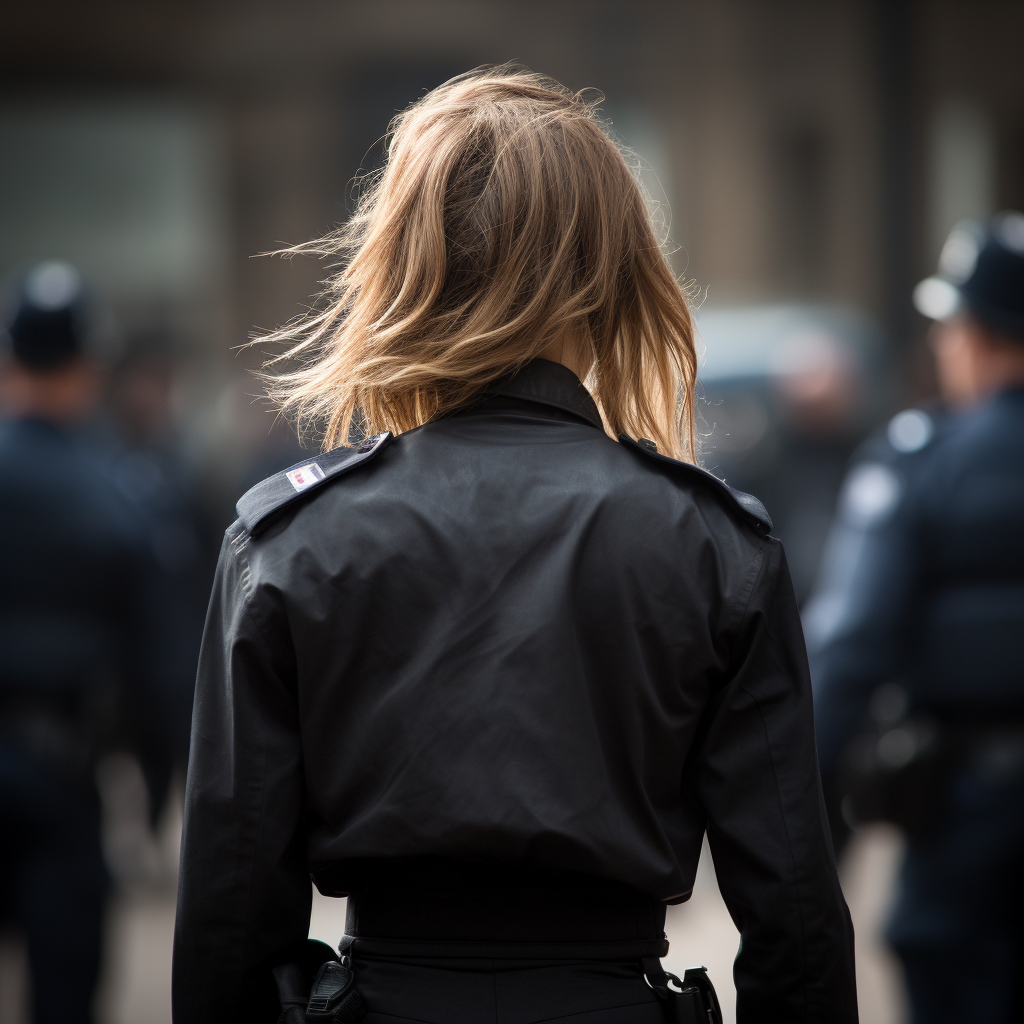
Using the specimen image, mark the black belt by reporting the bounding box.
[341,934,670,959]
[341,883,670,960]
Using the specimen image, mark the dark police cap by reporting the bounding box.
[5,261,86,369]
[914,212,1024,341]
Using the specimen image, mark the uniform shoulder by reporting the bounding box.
[618,434,772,536]
[235,432,392,537]
[835,407,947,530]
[851,405,946,466]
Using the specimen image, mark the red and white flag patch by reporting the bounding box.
[285,462,325,492]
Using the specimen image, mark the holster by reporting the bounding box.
[642,958,722,1024]
[272,940,365,1024]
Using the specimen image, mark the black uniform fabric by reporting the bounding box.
[351,954,664,1024]
[807,386,1024,1022]
[173,359,856,1024]
[0,417,152,1024]
[338,864,669,958]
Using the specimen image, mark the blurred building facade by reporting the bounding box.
[0,0,1018,563]
[3,2,1022,503]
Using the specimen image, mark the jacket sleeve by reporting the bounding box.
[693,538,858,1024]
[172,523,311,1024]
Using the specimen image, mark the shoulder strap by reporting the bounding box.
[618,435,772,535]
[236,432,392,536]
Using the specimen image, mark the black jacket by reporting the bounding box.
[173,359,856,1024]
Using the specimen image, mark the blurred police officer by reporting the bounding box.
[0,262,155,1024]
[807,214,1024,1023]
[106,335,218,819]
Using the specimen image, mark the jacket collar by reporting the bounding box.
[489,359,604,430]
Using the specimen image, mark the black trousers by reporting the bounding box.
[882,746,1024,1024]
[340,873,671,1024]
[0,751,108,1024]
[351,954,663,1024]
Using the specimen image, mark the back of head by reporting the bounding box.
[915,212,1024,344]
[1,262,102,423]
[265,68,697,459]
[6,261,86,371]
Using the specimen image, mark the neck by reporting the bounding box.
[976,344,1024,400]
[0,358,97,423]
[536,334,594,382]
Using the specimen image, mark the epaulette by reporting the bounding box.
[884,407,935,455]
[236,432,392,537]
[619,434,772,535]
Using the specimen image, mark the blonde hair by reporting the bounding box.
[262,67,697,460]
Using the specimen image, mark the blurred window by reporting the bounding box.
[0,97,227,312]
[928,99,995,262]
[772,125,829,295]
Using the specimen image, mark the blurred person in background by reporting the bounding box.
[173,69,856,1024]
[0,262,167,1024]
[706,328,866,607]
[766,331,866,604]
[806,215,1024,1024]
[105,334,218,819]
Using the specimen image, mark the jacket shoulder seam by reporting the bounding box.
[618,435,772,534]
[729,537,770,643]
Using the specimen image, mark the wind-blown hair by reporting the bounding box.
[262,67,698,460]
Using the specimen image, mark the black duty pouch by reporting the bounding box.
[643,959,722,1024]
[305,959,365,1023]
[272,940,365,1024]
